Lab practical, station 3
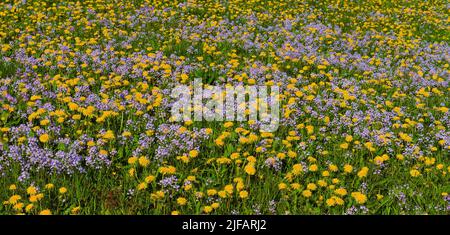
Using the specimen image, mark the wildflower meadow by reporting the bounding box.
[0,0,449,215]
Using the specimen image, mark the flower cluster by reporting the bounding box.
[0,0,449,214]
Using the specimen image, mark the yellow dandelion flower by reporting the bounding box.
[122,131,132,137]
[211,202,220,209]
[128,156,138,164]
[236,182,244,191]
[189,150,199,158]
[340,142,349,149]
[156,191,165,199]
[328,164,338,172]
[376,194,384,200]
[218,190,227,198]
[239,190,249,199]
[244,164,256,175]
[351,192,367,204]
[36,193,44,200]
[39,134,50,143]
[302,190,312,198]
[203,206,213,213]
[357,167,369,178]
[343,164,353,173]
[25,204,34,212]
[207,189,217,196]
[224,122,234,128]
[29,195,38,203]
[177,197,187,206]
[410,169,421,177]
[71,207,80,215]
[145,175,155,183]
[287,151,297,158]
[128,168,135,177]
[138,156,150,167]
[102,130,115,140]
[13,202,24,211]
[278,183,287,190]
[307,183,317,191]
[292,164,303,175]
[39,209,52,215]
[277,153,286,159]
[345,135,353,142]
[137,182,148,191]
[224,184,234,194]
[287,181,300,189]
[59,187,67,194]
[399,132,412,142]
[334,188,347,196]
[9,195,21,205]
[326,198,336,207]
[334,197,344,205]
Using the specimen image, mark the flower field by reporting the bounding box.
[0,0,449,215]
